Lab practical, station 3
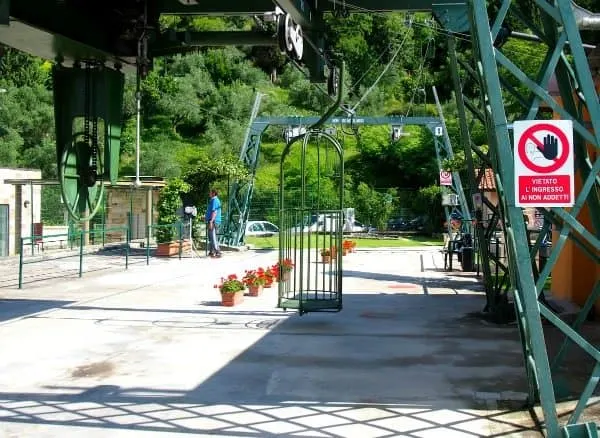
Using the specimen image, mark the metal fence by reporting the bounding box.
[9,219,208,289]
[17,225,131,289]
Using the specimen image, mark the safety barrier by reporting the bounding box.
[18,226,130,289]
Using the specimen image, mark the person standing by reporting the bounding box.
[205,189,222,258]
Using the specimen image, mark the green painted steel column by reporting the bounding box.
[78,231,84,278]
[18,238,23,289]
[146,225,150,265]
[467,1,559,436]
[447,36,501,317]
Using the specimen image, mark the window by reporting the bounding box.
[263,222,278,232]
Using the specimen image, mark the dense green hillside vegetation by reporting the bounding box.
[1,4,598,230]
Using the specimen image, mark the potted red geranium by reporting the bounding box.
[215,274,245,306]
[242,268,267,296]
[263,266,276,288]
[275,258,294,281]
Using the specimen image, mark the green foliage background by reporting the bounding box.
[2,4,598,230]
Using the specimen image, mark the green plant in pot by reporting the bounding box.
[156,178,191,244]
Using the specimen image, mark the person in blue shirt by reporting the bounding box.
[205,189,222,258]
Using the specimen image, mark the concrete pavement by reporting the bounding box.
[0,246,553,437]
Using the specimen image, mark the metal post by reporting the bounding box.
[102,192,106,247]
[146,225,150,265]
[178,222,183,260]
[78,231,84,277]
[29,181,34,255]
[134,70,142,188]
[125,226,129,269]
[18,238,23,289]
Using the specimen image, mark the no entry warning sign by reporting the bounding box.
[514,120,574,207]
[439,170,452,186]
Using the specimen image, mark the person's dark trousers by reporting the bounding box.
[208,223,221,256]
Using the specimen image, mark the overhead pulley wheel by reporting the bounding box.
[327,66,339,97]
[59,131,105,222]
[53,62,124,223]
[278,13,303,60]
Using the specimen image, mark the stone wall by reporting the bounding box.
[0,168,42,256]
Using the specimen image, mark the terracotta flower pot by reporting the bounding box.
[248,285,263,297]
[156,240,191,257]
[322,255,331,264]
[221,291,244,306]
[281,271,291,282]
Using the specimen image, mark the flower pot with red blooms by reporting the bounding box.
[215,274,245,307]
[242,268,267,297]
[320,248,332,264]
[276,258,294,281]
[221,290,244,306]
[263,267,275,288]
[342,240,354,255]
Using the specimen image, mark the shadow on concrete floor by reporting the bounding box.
[0,293,545,437]
[0,298,75,322]
[0,385,544,437]
[2,285,598,436]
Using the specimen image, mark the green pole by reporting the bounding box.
[30,182,34,255]
[79,231,84,277]
[146,225,150,265]
[102,192,106,247]
[125,226,129,269]
[178,222,183,260]
[18,238,23,289]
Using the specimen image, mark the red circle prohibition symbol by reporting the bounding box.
[441,171,451,178]
[517,123,569,173]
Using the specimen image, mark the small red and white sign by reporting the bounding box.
[514,120,574,207]
[440,170,452,186]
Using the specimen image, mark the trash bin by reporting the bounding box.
[539,241,551,272]
[461,247,474,271]
[461,233,475,272]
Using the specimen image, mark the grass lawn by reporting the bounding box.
[245,235,444,249]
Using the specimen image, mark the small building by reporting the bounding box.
[477,168,537,229]
[0,168,42,256]
[103,178,165,242]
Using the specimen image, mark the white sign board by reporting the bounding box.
[439,170,452,186]
[514,120,574,207]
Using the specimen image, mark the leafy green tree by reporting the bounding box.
[183,153,249,209]
[407,184,443,235]
[353,183,397,230]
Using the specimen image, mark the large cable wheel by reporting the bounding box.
[278,13,303,60]
[59,132,105,222]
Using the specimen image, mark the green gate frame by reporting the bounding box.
[277,129,344,315]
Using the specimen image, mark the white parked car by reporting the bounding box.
[291,214,369,233]
[245,220,279,237]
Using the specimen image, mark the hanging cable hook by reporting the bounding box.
[310,61,344,130]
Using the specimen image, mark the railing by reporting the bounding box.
[18,226,130,289]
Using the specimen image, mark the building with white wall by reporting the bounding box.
[0,168,42,256]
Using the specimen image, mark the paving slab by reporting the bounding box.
[0,247,557,437]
